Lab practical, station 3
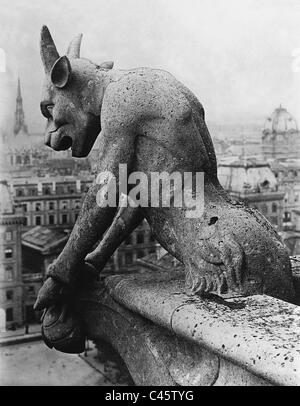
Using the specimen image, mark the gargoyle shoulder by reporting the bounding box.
[101,68,193,132]
[100,72,149,129]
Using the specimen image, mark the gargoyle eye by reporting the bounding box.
[40,102,54,119]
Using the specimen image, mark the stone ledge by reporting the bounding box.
[78,269,300,386]
[0,332,42,347]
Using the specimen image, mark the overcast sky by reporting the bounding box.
[1,0,300,134]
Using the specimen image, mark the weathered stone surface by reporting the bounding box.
[35,26,294,320]
[214,358,272,386]
[77,278,272,386]
[103,270,300,386]
[81,295,178,385]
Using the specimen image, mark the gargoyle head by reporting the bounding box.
[40,26,113,157]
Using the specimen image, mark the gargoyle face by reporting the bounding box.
[40,26,103,157]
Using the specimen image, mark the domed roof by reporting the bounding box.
[0,180,14,214]
[263,105,298,134]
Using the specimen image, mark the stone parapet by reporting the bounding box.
[78,265,300,386]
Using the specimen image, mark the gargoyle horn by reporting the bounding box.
[40,25,60,73]
[99,61,114,70]
[67,34,83,59]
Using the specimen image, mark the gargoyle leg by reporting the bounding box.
[34,200,144,310]
[85,203,144,272]
[34,184,118,310]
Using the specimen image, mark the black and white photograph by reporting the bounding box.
[0,0,299,389]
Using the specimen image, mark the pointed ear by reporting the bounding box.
[99,61,114,70]
[40,25,60,73]
[50,56,72,88]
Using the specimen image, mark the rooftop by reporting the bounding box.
[218,158,278,194]
[22,226,70,253]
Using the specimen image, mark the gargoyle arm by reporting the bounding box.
[34,119,137,309]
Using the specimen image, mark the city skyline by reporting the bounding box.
[1,75,297,146]
[0,0,300,135]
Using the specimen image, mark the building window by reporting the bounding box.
[6,290,13,301]
[44,187,51,195]
[137,250,144,258]
[260,180,269,189]
[61,201,68,210]
[4,248,13,259]
[125,252,133,265]
[5,268,13,281]
[62,214,68,224]
[137,233,144,244]
[35,202,41,212]
[6,308,13,322]
[261,204,268,215]
[35,216,41,226]
[17,189,24,197]
[49,215,55,225]
[22,203,27,212]
[56,186,64,194]
[74,200,81,209]
[23,217,28,226]
[5,231,12,241]
[49,202,55,210]
[30,188,37,196]
[272,203,277,213]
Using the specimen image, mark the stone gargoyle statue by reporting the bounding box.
[35,26,295,317]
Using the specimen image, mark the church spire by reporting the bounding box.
[13,77,28,135]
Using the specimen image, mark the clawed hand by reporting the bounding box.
[34,261,99,311]
[34,277,65,311]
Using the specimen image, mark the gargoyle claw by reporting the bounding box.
[34,277,64,310]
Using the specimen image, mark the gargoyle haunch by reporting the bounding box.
[35,26,295,311]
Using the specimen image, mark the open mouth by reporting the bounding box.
[47,122,73,151]
[59,136,73,150]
